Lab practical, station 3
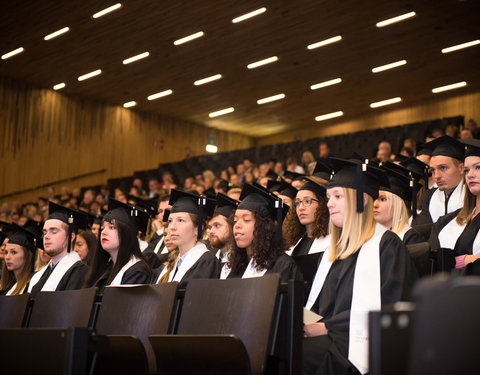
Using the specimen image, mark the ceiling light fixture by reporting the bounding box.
[123,52,150,65]
[315,111,343,121]
[370,97,402,108]
[194,74,222,86]
[310,78,342,90]
[206,144,218,153]
[209,107,234,117]
[307,36,342,50]
[174,31,204,46]
[232,7,267,23]
[257,93,285,104]
[432,81,467,93]
[442,40,480,54]
[78,69,102,81]
[44,27,70,41]
[247,56,278,69]
[147,89,173,100]
[1,47,24,60]
[372,59,407,73]
[93,3,122,18]
[376,11,416,27]
[123,101,136,108]
[53,83,66,90]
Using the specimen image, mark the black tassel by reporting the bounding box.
[356,164,365,213]
[198,197,206,240]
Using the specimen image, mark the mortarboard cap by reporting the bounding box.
[312,159,334,181]
[217,179,231,193]
[213,193,239,219]
[106,199,150,235]
[265,169,281,180]
[299,177,326,198]
[420,135,465,161]
[461,138,480,159]
[267,179,298,201]
[127,195,159,217]
[283,171,305,182]
[400,157,431,188]
[47,202,90,231]
[8,224,42,273]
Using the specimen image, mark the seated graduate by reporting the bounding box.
[303,157,418,375]
[221,183,299,282]
[429,138,480,272]
[0,225,40,295]
[283,177,330,256]
[206,193,238,270]
[400,157,431,217]
[84,199,152,291]
[267,178,298,209]
[412,136,465,226]
[27,202,90,298]
[374,162,423,245]
[73,229,96,266]
[153,190,219,288]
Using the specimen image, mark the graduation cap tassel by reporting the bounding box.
[31,239,37,274]
[411,178,418,219]
[197,197,206,241]
[356,164,365,213]
[275,199,283,242]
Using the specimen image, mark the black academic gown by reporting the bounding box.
[29,261,88,298]
[95,260,152,293]
[411,187,436,226]
[291,237,315,256]
[303,231,418,375]
[153,251,219,289]
[142,233,167,269]
[0,279,16,296]
[402,227,424,246]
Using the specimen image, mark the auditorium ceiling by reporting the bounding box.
[1,0,479,137]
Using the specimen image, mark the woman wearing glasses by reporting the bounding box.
[283,177,330,256]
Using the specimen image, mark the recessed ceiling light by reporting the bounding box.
[93,3,122,18]
[206,144,218,153]
[147,89,173,100]
[232,7,267,23]
[53,83,66,90]
[78,69,102,81]
[123,101,136,108]
[307,36,342,50]
[44,27,70,41]
[257,93,285,104]
[174,31,204,46]
[122,52,150,65]
[247,56,278,69]
[1,47,24,60]
[372,60,407,73]
[315,111,343,121]
[310,78,342,90]
[376,11,416,27]
[432,81,467,93]
[370,97,402,108]
[194,74,222,86]
[442,40,480,54]
[209,107,234,118]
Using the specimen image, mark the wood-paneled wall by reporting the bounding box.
[0,77,254,205]
[256,91,480,146]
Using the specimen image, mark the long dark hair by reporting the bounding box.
[77,230,97,266]
[229,212,285,275]
[84,219,151,287]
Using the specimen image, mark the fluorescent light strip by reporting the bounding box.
[432,81,467,93]
[209,107,234,118]
[372,59,407,73]
[174,31,204,46]
[123,52,150,65]
[370,97,402,108]
[232,7,267,23]
[257,93,285,105]
[123,101,136,108]
[311,78,342,90]
[206,144,218,153]
[194,74,222,86]
[376,11,416,27]
[147,89,173,100]
[44,27,70,41]
[315,111,343,122]
[307,36,342,50]
[442,40,480,54]
[1,47,24,60]
[53,83,66,90]
[78,69,102,81]
[247,56,278,69]
[93,3,122,18]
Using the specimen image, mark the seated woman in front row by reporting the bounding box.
[303,158,418,375]
[221,183,299,282]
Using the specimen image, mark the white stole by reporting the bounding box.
[308,235,331,254]
[110,256,140,286]
[305,246,333,310]
[215,249,229,263]
[153,235,166,254]
[220,263,231,279]
[242,258,268,279]
[429,182,465,223]
[6,283,26,296]
[348,224,387,374]
[438,216,466,249]
[286,238,302,256]
[28,251,81,292]
[473,231,480,255]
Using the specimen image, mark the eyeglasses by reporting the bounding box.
[293,197,319,207]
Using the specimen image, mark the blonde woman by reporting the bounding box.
[303,158,417,375]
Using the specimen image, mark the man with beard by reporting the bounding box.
[207,194,238,273]
[27,202,89,297]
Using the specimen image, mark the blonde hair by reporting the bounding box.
[457,178,475,225]
[329,188,376,261]
[383,191,409,234]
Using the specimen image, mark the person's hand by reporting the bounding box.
[465,255,480,265]
[303,322,328,337]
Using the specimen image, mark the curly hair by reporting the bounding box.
[282,194,329,248]
[229,212,286,275]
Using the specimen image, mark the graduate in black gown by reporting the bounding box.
[152,190,218,288]
[27,202,90,298]
[84,199,152,292]
[222,183,300,282]
[428,138,480,273]
[303,158,418,375]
